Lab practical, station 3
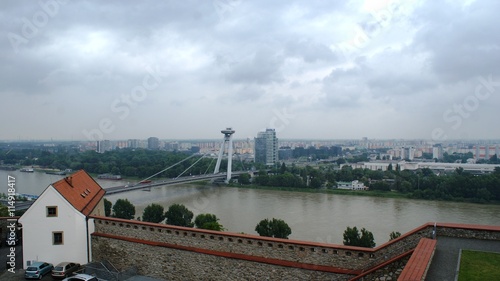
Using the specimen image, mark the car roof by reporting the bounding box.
[30,261,47,266]
[71,273,96,279]
[55,261,76,266]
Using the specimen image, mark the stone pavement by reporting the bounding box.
[426,236,500,281]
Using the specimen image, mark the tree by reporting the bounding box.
[255,218,292,239]
[343,226,360,246]
[359,228,376,248]
[194,213,224,231]
[0,205,9,217]
[142,203,165,223]
[104,198,112,217]
[238,173,251,184]
[389,231,401,241]
[112,198,135,219]
[343,226,376,248]
[165,204,194,227]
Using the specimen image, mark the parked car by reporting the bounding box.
[62,273,99,281]
[24,261,54,279]
[51,262,81,279]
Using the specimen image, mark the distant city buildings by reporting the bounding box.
[147,137,160,150]
[433,144,443,160]
[254,129,278,166]
[96,140,112,153]
[127,139,141,149]
[473,145,500,160]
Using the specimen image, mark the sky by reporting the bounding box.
[1,0,499,141]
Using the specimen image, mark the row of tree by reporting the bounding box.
[106,199,224,230]
[106,199,293,237]
[1,148,243,179]
[250,163,500,203]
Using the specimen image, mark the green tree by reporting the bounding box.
[112,198,135,219]
[389,231,401,241]
[165,204,194,227]
[142,203,165,223]
[238,173,251,184]
[343,226,376,248]
[359,228,376,248]
[255,218,292,239]
[0,205,9,217]
[194,213,224,231]
[343,226,360,246]
[104,198,112,217]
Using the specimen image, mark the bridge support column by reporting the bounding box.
[214,128,235,182]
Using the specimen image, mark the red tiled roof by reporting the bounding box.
[398,238,437,281]
[52,170,106,216]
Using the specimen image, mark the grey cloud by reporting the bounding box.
[412,0,500,82]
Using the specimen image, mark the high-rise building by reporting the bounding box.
[148,137,160,150]
[432,144,443,160]
[96,140,112,153]
[254,129,278,166]
[127,139,141,148]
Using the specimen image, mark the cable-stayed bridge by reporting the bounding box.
[104,171,249,195]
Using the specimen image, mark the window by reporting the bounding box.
[46,206,57,217]
[53,232,63,245]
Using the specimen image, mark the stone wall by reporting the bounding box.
[92,235,352,281]
[89,217,500,280]
[437,223,500,240]
[92,217,378,271]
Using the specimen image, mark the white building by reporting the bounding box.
[337,180,368,190]
[19,170,106,268]
[254,129,278,166]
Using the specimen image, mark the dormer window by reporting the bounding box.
[47,206,58,217]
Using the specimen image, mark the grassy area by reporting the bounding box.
[458,250,500,281]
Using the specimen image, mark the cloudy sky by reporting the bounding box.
[1,0,499,141]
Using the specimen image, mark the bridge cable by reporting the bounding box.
[175,154,207,179]
[138,153,198,183]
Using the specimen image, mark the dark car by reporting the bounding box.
[52,262,81,279]
[24,261,54,279]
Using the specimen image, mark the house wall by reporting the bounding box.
[19,185,90,267]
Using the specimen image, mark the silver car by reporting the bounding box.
[51,262,81,279]
[24,261,54,279]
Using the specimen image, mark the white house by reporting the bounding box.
[336,180,369,190]
[19,170,106,268]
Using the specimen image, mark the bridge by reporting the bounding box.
[105,127,246,195]
[105,171,249,195]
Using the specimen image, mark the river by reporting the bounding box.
[2,170,499,245]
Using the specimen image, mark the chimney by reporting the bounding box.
[65,176,73,187]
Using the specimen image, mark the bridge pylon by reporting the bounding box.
[214,127,235,182]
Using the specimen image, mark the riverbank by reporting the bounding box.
[228,183,500,205]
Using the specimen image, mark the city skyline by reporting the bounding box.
[1,1,500,141]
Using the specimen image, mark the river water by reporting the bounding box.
[2,170,499,245]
